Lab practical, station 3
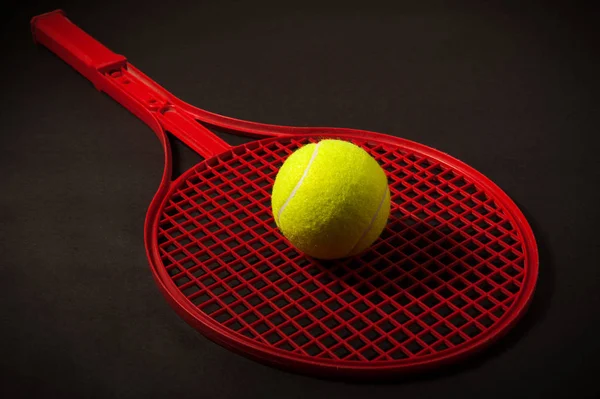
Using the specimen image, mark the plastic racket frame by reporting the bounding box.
[32,10,538,379]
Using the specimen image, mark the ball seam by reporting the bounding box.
[276,141,321,226]
[346,182,389,257]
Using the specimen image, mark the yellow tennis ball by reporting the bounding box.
[271,139,391,259]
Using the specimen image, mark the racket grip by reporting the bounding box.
[31,10,127,87]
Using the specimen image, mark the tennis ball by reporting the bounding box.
[271,139,390,259]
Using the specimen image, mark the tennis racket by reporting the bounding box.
[32,10,538,378]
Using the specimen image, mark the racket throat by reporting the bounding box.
[160,109,231,158]
[104,67,230,158]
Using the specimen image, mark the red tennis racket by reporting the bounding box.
[32,10,538,378]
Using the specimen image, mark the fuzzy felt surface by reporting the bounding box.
[272,139,390,259]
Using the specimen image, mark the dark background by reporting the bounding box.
[2,1,599,397]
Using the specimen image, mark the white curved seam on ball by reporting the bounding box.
[346,183,388,256]
[277,142,321,225]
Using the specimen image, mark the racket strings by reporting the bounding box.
[157,137,526,362]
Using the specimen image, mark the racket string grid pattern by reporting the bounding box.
[157,136,526,363]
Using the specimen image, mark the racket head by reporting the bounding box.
[147,130,537,378]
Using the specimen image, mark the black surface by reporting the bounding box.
[2,1,599,398]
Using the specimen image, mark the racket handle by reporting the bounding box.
[31,10,231,158]
[31,10,127,85]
